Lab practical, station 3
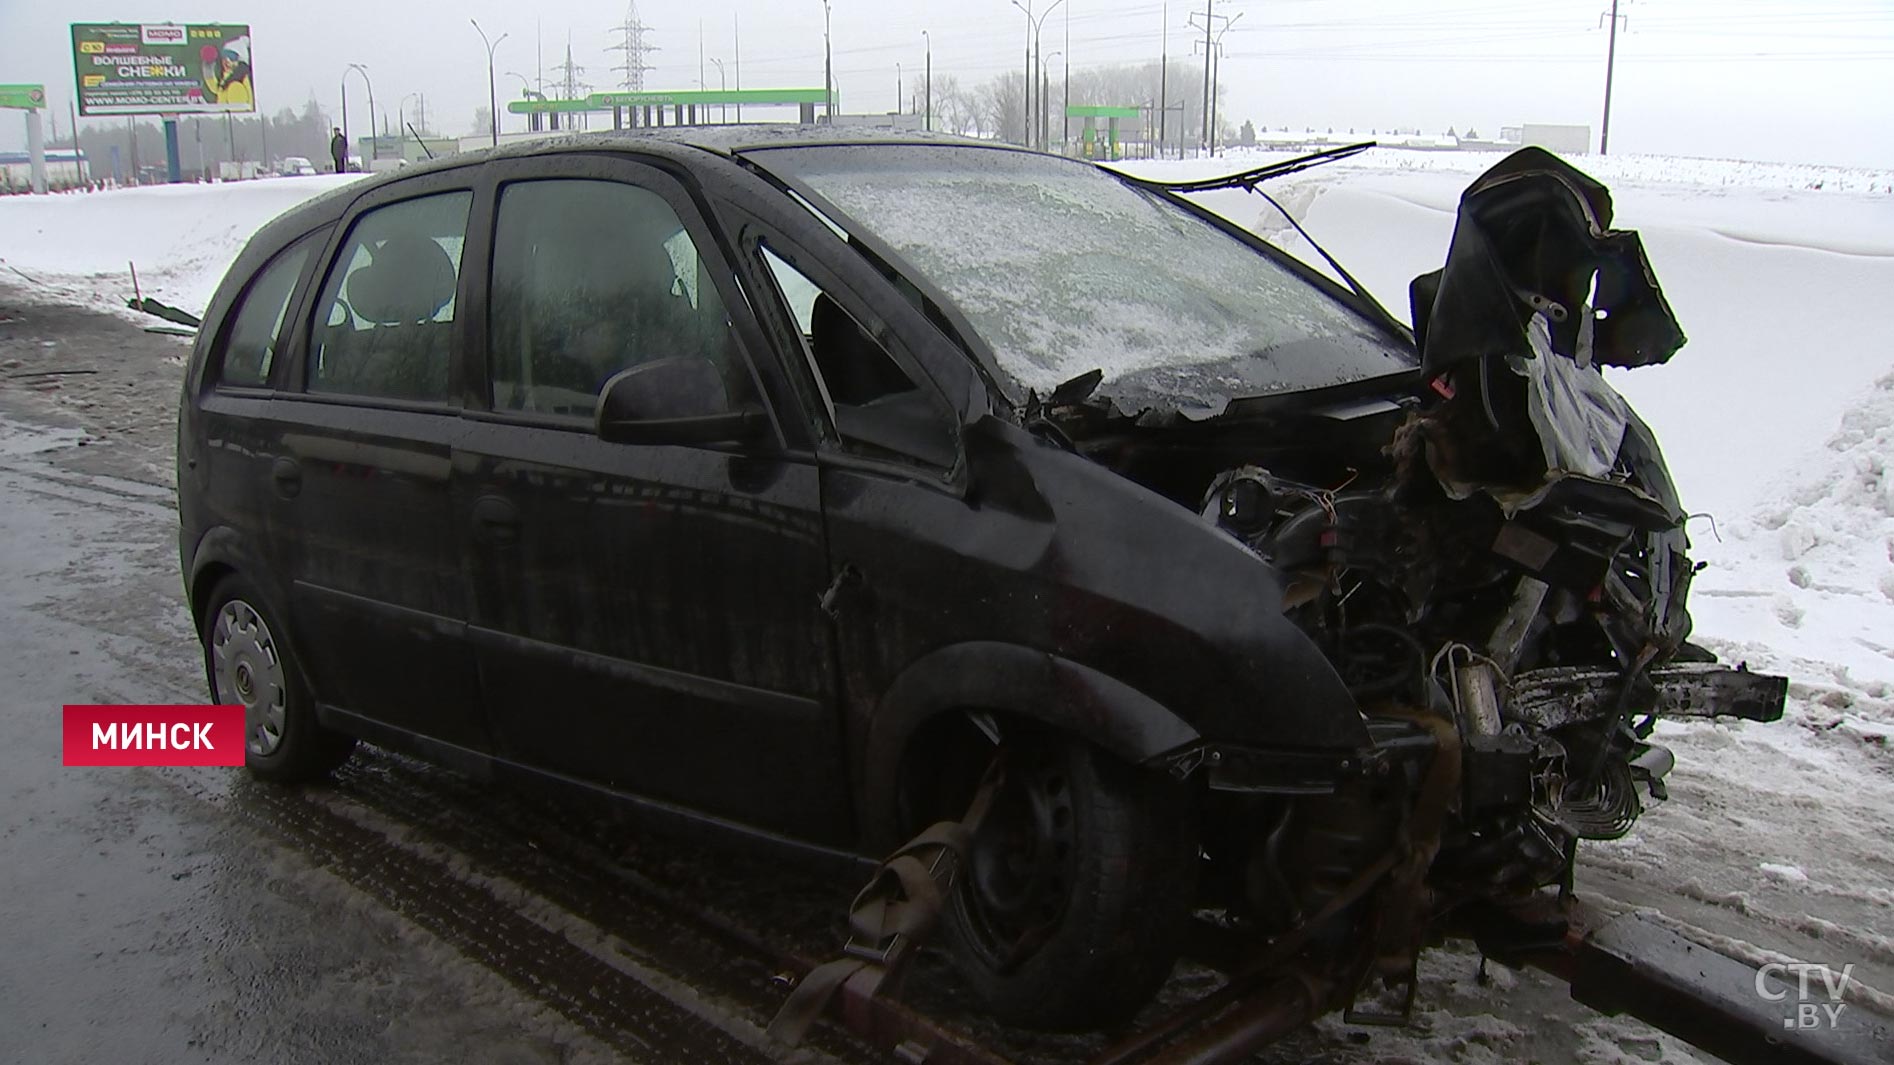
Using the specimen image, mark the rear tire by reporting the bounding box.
[200,574,355,783]
[942,728,1197,1031]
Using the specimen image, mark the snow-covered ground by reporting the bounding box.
[2,150,1890,1027]
[0,174,363,318]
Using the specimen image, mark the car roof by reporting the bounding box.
[258,125,1035,250]
[342,124,1023,189]
[502,123,996,154]
[608,123,1007,154]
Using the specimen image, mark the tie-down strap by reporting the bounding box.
[768,758,1005,1045]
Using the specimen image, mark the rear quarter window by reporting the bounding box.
[216,235,318,388]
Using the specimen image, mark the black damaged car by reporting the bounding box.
[176,129,1785,1031]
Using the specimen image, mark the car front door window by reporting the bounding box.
[757,243,955,468]
[488,178,750,418]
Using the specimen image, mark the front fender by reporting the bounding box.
[856,640,1199,849]
[964,419,1373,751]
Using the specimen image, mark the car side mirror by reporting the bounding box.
[595,358,769,446]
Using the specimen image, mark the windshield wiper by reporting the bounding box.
[1112,141,1411,345]
[1107,140,1376,194]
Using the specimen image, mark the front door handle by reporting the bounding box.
[819,563,862,619]
[270,457,302,499]
[471,494,521,545]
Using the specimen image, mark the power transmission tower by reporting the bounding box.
[550,35,586,131]
[554,36,585,98]
[1159,2,1168,157]
[607,1,658,93]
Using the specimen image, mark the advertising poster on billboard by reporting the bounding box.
[72,23,254,116]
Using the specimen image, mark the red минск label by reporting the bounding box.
[63,705,246,766]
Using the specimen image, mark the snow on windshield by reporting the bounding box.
[755,145,1412,402]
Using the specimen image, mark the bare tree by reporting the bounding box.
[955,60,1225,152]
[929,75,982,137]
[974,71,1027,144]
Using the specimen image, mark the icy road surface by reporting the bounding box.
[3,148,1892,1060]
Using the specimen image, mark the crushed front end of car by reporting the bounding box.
[1042,147,1788,1023]
[761,142,1805,1058]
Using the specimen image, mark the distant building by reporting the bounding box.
[824,112,925,131]
[1504,124,1592,155]
[0,148,88,189]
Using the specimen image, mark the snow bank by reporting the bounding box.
[0,176,360,319]
[1693,369,1894,694]
[1132,146,1894,199]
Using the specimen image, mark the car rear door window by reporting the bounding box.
[488,178,749,418]
[217,235,316,388]
[308,191,471,402]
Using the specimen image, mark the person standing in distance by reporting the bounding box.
[330,128,348,173]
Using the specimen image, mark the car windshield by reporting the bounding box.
[746,143,1416,413]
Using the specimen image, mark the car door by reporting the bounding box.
[185,223,328,607]
[269,169,488,756]
[455,152,851,844]
[732,221,991,847]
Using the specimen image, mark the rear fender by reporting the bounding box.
[184,524,288,638]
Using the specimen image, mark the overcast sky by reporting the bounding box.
[3,0,1892,167]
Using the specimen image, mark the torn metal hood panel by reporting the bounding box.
[1410,147,1687,378]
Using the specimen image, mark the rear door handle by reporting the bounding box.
[270,457,302,499]
[471,494,521,545]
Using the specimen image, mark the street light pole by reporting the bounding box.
[897,62,903,116]
[1200,0,1212,151]
[1159,3,1168,158]
[346,64,376,163]
[922,30,931,132]
[822,0,834,120]
[339,75,349,170]
[1036,1,1065,150]
[711,58,727,122]
[398,91,419,155]
[471,19,508,147]
[505,73,541,132]
[1040,51,1060,149]
[1011,0,1065,148]
[1011,1,1032,146]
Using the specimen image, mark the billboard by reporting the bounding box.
[0,84,47,110]
[71,23,254,116]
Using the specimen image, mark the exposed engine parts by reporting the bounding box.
[1026,146,1791,1040]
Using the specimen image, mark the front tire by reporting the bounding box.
[943,728,1197,1031]
[200,574,355,782]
